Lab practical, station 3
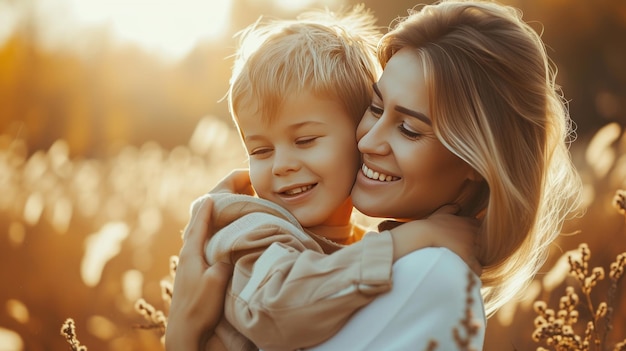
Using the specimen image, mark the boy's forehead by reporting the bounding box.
[238,89,344,123]
[236,90,350,136]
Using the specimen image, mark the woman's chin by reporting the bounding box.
[351,189,381,217]
[352,198,399,219]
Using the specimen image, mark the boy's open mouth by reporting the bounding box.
[281,184,316,196]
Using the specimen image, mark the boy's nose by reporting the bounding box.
[272,151,301,175]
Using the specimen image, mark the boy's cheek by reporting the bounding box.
[247,165,267,195]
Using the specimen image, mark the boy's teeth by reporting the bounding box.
[285,185,313,195]
[362,164,398,182]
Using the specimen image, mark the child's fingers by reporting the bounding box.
[188,193,212,220]
[211,169,254,195]
[182,195,214,247]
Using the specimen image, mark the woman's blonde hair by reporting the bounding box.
[378,0,582,316]
[228,5,381,127]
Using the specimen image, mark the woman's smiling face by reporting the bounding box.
[351,48,476,220]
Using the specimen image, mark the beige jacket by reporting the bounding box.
[204,193,394,351]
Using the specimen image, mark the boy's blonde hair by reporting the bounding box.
[227,5,381,128]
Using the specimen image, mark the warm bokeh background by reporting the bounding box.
[0,0,624,350]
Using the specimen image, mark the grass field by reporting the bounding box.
[1,120,625,350]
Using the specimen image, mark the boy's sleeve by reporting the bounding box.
[204,194,393,351]
[225,230,393,351]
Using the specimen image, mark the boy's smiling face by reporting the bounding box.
[236,90,360,228]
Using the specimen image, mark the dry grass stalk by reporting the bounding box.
[133,255,178,338]
[134,298,167,333]
[60,318,87,351]
[613,190,626,216]
[531,189,626,351]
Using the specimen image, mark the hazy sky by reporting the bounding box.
[0,0,333,60]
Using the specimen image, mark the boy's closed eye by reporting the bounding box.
[295,136,319,146]
[247,136,319,157]
[249,147,273,158]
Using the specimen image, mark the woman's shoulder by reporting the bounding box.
[306,247,486,351]
[396,247,479,287]
[393,248,485,319]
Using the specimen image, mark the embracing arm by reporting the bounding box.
[221,231,394,351]
[211,204,479,351]
[204,190,394,351]
[200,171,481,350]
[389,205,482,276]
[164,198,233,351]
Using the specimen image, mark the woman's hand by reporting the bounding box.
[389,205,482,276]
[165,195,234,351]
[210,169,255,195]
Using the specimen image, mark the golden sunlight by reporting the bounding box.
[87,315,117,340]
[35,0,232,59]
[0,328,23,351]
[81,222,130,287]
[64,0,233,59]
[122,269,144,303]
[585,122,621,178]
[0,2,19,46]
[272,0,318,11]
[6,299,29,324]
[274,0,344,11]
[8,221,25,248]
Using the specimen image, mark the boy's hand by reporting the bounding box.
[389,205,482,276]
[210,169,255,195]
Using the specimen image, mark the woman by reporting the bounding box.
[167,0,581,349]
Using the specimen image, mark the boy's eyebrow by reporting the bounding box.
[290,121,326,129]
[243,121,326,142]
[372,83,432,126]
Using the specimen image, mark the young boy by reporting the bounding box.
[199,7,478,351]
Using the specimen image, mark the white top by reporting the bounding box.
[306,248,486,351]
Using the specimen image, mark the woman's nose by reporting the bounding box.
[357,118,391,155]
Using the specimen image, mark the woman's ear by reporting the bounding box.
[468,169,484,182]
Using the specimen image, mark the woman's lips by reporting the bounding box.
[361,164,399,182]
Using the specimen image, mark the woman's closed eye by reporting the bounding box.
[368,104,384,118]
[398,122,422,140]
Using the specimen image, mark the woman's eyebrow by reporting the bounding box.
[373,83,432,126]
[395,106,432,126]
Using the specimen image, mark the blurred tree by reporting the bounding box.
[0,0,623,156]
